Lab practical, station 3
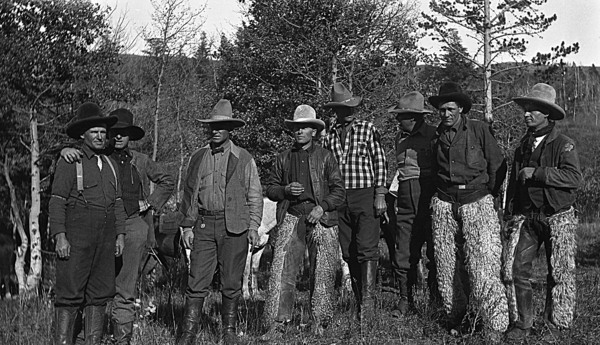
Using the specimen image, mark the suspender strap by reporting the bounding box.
[103,155,118,191]
[76,161,84,192]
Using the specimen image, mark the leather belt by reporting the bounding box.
[198,209,225,216]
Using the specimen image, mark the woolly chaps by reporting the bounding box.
[264,213,339,327]
[503,207,577,329]
[431,194,509,332]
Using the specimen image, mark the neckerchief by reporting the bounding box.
[522,122,555,164]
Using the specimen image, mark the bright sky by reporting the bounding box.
[94,0,599,66]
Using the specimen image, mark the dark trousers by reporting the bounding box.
[338,187,380,263]
[112,214,149,324]
[513,214,556,330]
[186,214,248,300]
[55,206,116,307]
[393,178,436,294]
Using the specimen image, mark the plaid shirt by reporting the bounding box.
[325,119,387,191]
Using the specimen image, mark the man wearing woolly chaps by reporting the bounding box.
[429,82,509,334]
[263,105,345,338]
[504,83,582,341]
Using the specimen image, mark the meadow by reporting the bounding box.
[2,222,600,345]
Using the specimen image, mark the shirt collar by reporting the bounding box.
[82,144,102,159]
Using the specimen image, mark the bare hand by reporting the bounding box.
[306,205,324,224]
[374,194,387,217]
[182,228,194,249]
[518,167,535,183]
[115,234,125,256]
[61,148,83,164]
[248,229,259,248]
[285,182,304,196]
[55,233,71,259]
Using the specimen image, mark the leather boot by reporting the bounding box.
[392,270,409,317]
[112,320,133,345]
[360,261,378,323]
[83,305,106,345]
[54,306,79,345]
[177,297,204,345]
[348,260,362,304]
[221,295,239,345]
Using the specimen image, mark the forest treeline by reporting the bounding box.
[1,0,599,261]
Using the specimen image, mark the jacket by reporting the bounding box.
[129,150,174,211]
[432,115,506,197]
[179,141,263,234]
[506,126,582,215]
[265,143,346,228]
[395,121,437,181]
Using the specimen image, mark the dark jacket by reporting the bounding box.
[180,142,263,233]
[506,126,582,215]
[265,143,346,228]
[395,121,437,181]
[129,150,174,211]
[432,115,506,198]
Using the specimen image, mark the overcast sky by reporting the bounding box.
[94,0,599,66]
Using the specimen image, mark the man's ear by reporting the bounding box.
[311,128,318,137]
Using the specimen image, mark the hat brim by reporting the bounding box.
[428,93,472,114]
[110,124,145,141]
[513,97,565,121]
[284,119,325,131]
[198,118,246,128]
[66,116,118,139]
[388,105,433,116]
[324,96,362,108]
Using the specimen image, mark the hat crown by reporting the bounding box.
[209,99,234,119]
[397,91,426,111]
[330,82,354,103]
[75,102,104,120]
[437,82,464,96]
[293,105,317,121]
[110,108,135,126]
[525,83,557,104]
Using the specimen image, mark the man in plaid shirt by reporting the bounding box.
[323,82,387,326]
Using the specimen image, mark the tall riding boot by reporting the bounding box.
[392,270,409,317]
[221,295,239,345]
[348,260,362,304]
[83,305,106,345]
[177,297,204,345]
[54,306,79,345]
[360,261,378,324]
[112,320,133,345]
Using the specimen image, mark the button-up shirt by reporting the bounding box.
[395,121,436,182]
[325,118,387,192]
[197,140,230,211]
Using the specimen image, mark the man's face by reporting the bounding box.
[81,125,107,152]
[333,106,354,122]
[522,104,549,130]
[396,115,416,132]
[292,125,316,146]
[208,123,232,146]
[438,101,463,127]
[110,129,130,150]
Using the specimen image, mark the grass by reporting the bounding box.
[3,223,600,344]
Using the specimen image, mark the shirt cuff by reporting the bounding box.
[375,186,388,195]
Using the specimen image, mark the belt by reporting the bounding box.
[198,209,225,216]
[439,183,488,193]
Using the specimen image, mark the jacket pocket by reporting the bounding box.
[466,145,484,167]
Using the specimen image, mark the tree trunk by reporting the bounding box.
[176,99,184,203]
[483,0,493,123]
[2,156,28,297]
[151,56,166,194]
[26,109,42,296]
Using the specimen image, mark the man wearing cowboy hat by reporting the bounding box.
[49,102,127,344]
[263,105,345,338]
[61,108,175,344]
[387,91,438,316]
[178,99,262,345]
[428,82,509,335]
[323,82,388,324]
[504,83,582,341]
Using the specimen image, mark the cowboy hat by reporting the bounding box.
[513,83,565,121]
[388,91,433,119]
[198,99,246,128]
[284,105,325,131]
[109,108,145,141]
[66,102,118,139]
[428,82,472,114]
[323,82,362,108]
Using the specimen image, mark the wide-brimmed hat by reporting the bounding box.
[198,99,246,128]
[388,91,433,119]
[284,105,325,131]
[109,108,145,141]
[323,82,362,108]
[66,103,118,139]
[428,82,472,114]
[513,83,565,121]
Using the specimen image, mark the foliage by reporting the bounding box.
[218,0,423,179]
